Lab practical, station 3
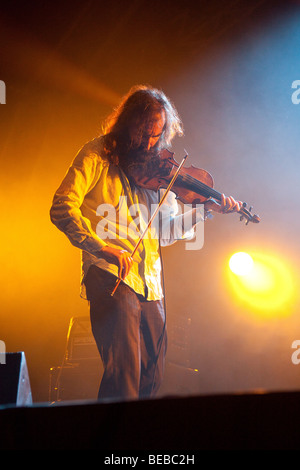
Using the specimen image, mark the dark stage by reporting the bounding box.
[1,352,300,451]
[2,389,300,450]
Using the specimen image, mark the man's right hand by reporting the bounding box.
[98,246,133,280]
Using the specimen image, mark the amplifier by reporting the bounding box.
[49,360,102,402]
[49,316,102,402]
[65,316,99,361]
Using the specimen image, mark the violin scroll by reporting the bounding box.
[239,202,260,225]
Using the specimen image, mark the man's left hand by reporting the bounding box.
[204,193,243,214]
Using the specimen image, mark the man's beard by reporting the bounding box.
[119,145,162,186]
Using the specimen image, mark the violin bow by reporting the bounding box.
[110,153,189,297]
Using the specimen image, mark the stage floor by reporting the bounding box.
[1,389,300,450]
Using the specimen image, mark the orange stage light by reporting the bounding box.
[228,251,297,317]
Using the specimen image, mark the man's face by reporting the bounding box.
[140,111,166,151]
[123,109,166,175]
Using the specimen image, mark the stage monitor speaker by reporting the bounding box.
[0,352,32,406]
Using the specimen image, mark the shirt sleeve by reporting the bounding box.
[158,190,205,247]
[50,147,107,256]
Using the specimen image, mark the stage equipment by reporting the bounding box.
[49,316,102,402]
[0,352,32,406]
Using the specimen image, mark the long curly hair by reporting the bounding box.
[99,85,184,165]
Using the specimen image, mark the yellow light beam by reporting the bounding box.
[228,251,297,317]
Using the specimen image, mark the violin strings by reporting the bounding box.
[177,173,222,200]
[175,169,251,219]
[176,173,249,217]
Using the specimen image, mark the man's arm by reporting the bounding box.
[158,191,242,246]
[50,149,133,279]
[50,150,107,256]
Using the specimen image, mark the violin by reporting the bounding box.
[111,148,260,296]
[129,148,260,225]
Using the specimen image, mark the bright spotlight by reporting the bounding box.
[227,251,296,316]
[229,252,254,276]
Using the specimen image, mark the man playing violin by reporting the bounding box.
[50,85,242,401]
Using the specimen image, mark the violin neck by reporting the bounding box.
[177,174,222,202]
[176,167,260,225]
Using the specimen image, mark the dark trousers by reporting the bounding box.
[84,265,167,401]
